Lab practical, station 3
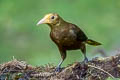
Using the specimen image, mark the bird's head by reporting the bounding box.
[37,13,62,26]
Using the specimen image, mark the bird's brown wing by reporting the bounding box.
[71,24,88,42]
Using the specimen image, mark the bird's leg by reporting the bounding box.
[80,44,88,77]
[56,60,63,72]
[56,48,66,72]
[83,53,88,63]
[80,43,88,63]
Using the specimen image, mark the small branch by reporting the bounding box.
[88,64,115,79]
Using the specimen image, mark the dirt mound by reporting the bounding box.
[0,54,120,80]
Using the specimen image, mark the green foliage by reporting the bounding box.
[107,77,120,80]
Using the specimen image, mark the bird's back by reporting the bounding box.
[68,23,88,42]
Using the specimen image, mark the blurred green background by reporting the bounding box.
[0,0,120,66]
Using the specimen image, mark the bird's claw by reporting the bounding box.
[55,67,61,72]
[84,57,88,63]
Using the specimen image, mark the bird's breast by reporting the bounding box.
[50,27,77,46]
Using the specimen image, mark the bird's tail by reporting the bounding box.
[86,39,102,46]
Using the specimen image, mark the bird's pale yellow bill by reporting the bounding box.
[37,17,47,26]
[37,14,53,26]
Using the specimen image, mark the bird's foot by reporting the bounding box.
[55,67,62,72]
[84,57,88,64]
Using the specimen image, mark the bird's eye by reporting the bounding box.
[51,16,55,19]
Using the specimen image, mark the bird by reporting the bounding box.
[37,13,101,72]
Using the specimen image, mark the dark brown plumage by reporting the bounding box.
[37,13,101,71]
